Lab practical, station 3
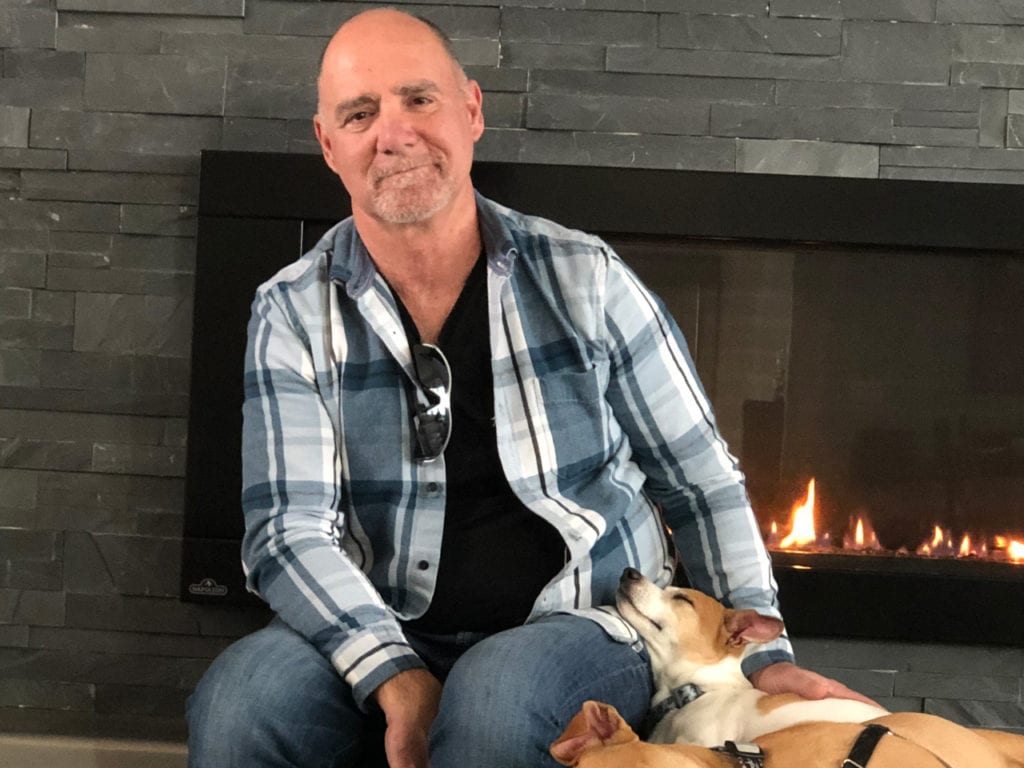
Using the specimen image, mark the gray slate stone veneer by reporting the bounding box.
[1,0,1022,741]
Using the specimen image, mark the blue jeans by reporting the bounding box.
[186,614,652,767]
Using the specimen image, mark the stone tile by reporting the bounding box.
[659,15,841,55]
[0,626,29,647]
[712,104,896,144]
[482,92,525,129]
[527,93,709,135]
[500,42,605,71]
[0,198,122,233]
[95,683,188,718]
[894,109,978,128]
[0,646,209,688]
[502,7,656,45]
[49,266,193,296]
[30,110,222,156]
[28,626,231,659]
[1011,90,1024,113]
[954,24,1024,65]
[108,233,195,271]
[0,251,45,288]
[85,54,226,116]
[224,56,318,119]
[954,62,1024,88]
[64,507,183,538]
[841,21,952,85]
[647,0,767,12]
[0,148,66,170]
[1009,114,1024,147]
[885,164,1024,182]
[120,204,197,238]
[90,442,186,478]
[737,138,879,177]
[37,471,183,513]
[1,530,60,562]
[877,696,926,712]
[804,665,896,697]
[0,318,74,352]
[162,30,322,60]
[32,291,75,324]
[0,437,94,472]
[2,50,85,80]
[466,65,529,92]
[0,6,56,48]
[891,125,979,146]
[0,77,83,110]
[0,106,30,148]
[0,354,39,391]
[5,559,63,591]
[64,594,200,635]
[772,0,936,21]
[0,385,187,417]
[21,170,198,206]
[938,0,1024,24]
[879,144,1024,169]
[776,80,980,112]
[518,129,738,172]
[74,294,191,357]
[0,679,94,711]
[245,1,499,39]
[0,288,32,319]
[0,230,47,253]
[63,531,181,597]
[532,69,774,103]
[608,46,841,80]
[37,350,132,391]
[453,36,499,67]
[896,671,1019,702]
[0,468,39,509]
[0,588,65,626]
[221,117,290,153]
[68,151,199,175]
[55,0,244,16]
[0,409,166,444]
[924,699,1024,729]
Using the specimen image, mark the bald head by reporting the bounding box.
[318,9,466,115]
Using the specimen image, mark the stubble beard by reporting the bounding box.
[368,155,457,225]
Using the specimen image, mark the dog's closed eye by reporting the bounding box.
[671,593,694,606]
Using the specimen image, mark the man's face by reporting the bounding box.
[314,13,484,226]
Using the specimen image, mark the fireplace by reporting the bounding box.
[182,151,1024,645]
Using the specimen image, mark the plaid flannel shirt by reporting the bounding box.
[240,192,794,710]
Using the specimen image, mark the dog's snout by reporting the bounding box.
[620,567,642,584]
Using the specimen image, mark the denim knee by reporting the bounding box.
[429,615,652,768]
[186,621,382,768]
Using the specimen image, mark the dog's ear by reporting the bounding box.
[550,701,637,765]
[724,609,785,646]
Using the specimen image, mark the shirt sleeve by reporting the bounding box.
[598,248,795,674]
[240,283,425,710]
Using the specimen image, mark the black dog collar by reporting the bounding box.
[842,723,891,768]
[642,683,705,736]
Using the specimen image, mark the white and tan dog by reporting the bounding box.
[616,567,889,746]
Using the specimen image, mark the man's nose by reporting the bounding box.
[374,107,418,153]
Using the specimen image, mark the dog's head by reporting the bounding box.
[615,568,784,686]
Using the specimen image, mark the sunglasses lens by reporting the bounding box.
[411,343,452,462]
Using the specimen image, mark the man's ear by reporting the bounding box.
[312,114,340,176]
[724,609,785,646]
[464,78,485,142]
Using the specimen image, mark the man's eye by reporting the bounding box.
[343,111,373,127]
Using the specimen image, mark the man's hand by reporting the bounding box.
[750,661,879,706]
[373,668,443,768]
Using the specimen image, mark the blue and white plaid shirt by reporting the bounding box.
[241,192,794,709]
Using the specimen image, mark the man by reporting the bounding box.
[186,9,871,768]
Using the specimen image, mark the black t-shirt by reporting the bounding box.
[393,255,566,633]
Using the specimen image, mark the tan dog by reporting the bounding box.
[551,700,1024,768]
[615,567,890,745]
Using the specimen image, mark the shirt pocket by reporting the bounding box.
[537,368,608,480]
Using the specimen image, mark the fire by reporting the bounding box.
[778,479,817,549]
[765,479,1022,565]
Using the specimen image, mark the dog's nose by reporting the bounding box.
[621,567,641,583]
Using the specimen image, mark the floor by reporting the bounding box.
[0,733,188,768]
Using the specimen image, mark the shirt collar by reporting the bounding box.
[327,191,520,298]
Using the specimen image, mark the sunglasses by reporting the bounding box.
[410,343,452,462]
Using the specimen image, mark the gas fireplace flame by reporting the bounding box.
[778,479,817,549]
[766,479,1022,565]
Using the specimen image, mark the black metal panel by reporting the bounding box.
[183,151,1024,645]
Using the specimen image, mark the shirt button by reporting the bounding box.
[417,560,430,571]
[426,482,439,493]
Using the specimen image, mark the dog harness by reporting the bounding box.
[644,687,901,768]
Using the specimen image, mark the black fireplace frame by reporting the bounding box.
[183,150,1024,645]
